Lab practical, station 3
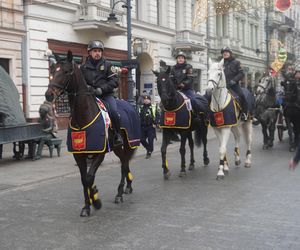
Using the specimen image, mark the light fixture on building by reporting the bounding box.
[133,38,143,56]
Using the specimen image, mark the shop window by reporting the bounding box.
[0,58,9,74]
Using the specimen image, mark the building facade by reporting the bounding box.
[0,0,25,108]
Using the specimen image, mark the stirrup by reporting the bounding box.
[241,113,248,122]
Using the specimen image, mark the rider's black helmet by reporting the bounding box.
[87,40,104,52]
[176,51,186,59]
[221,46,232,54]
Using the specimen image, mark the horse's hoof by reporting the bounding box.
[216,175,224,180]
[204,158,210,166]
[178,171,187,177]
[124,187,133,194]
[80,207,90,217]
[289,147,295,152]
[92,199,102,210]
[224,170,229,175]
[263,145,268,150]
[188,164,195,171]
[235,160,241,166]
[164,171,171,180]
[115,196,123,204]
[268,142,274,148]
[244,163,251,168]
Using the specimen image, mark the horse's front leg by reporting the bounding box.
[261,121,269,150]
[231,126,241,166]
[268,118,276,148]
[161,129,171,179]
[215,128,231,180]
[187,131,195,170]
[179,132,187,177]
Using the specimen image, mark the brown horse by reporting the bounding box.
[45,51,140,217]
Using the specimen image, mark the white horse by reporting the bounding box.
[207,59,253,180]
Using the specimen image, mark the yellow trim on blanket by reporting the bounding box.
[162,101,186,112]
[120,127,140,149]
[69,111,102,131]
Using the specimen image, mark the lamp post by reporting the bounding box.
[108,0,135,106]
[265,0,270,70]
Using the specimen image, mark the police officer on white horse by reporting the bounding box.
[221,47,248,121]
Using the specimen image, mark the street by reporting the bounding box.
[0,126,300,250]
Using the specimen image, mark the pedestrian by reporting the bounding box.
[289,142,300,169]
[80,40,123,147]
[170,51,201,122]
[139,94,159,159]
[221,46,248,121]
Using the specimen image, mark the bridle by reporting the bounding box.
[48,61,92,99]
[208,68,224,89]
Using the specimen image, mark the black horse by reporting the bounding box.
[255,76,278,149]
[281,79,300,151]
[45,51,140,217]
[153,67,209,179]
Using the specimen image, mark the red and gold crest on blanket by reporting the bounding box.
[164,112,176,125]
[71,131,86,150]
[214,112,225,126]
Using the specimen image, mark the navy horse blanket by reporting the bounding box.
[117,99,141,148]
[67,99,140,153]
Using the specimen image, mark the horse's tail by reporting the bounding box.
[194,126,202,148]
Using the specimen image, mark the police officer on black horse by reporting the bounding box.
[170,51,202,123]
[221,46,248,121]
[81,40,123,146]
[139,94,159,159]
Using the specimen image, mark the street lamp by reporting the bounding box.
[108,0,135,106]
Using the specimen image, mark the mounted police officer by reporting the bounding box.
[139,94,159,159]
[81,40,123,147]
[170,51,201,122]
[221,46,248,121]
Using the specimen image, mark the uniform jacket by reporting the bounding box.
[139,104,159,127]
[81,56,118,95]
[170,63,194,91]
[223,57,244,86]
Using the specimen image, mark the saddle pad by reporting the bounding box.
[67,112,106,153]
[209,98,238,128]
[159,102,191,129]
[117,99,141,148]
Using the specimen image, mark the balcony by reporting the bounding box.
[172,30,206,52]
[73,4,126,36]
[268,11,284,29]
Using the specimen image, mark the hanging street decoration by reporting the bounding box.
[275,0,292,12]
[193,0,208,27]
[269,39,287,73]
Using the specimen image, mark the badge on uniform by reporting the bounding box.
[110,66,118,73]
[182,69,186,73]
[99,65,104,71]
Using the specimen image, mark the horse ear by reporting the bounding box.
[67,50,73,62]
[166,66,171,75]
[208,58,213,69]
[152,70,159,77]
[219,58,224,68]
[54,54,61,63]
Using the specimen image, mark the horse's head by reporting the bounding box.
[45,50,77,102]
[207,58,226,91]
[256,76,276,96]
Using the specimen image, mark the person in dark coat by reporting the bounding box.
[81,40,122,147]
[289,141,300,169]
[139,94,159,159]
[170,51,202,121]
[221,46,248,121]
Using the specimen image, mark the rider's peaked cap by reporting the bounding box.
[221,46,232,54]
[87,40,104,52]
[176,51,186,59]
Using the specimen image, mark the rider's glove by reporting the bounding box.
[229,80,236,86]
[94,88,102,96]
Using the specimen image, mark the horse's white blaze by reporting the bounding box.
[208,59,253,178]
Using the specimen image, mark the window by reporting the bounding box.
[0,58,9,74]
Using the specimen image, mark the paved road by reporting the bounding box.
[0,127,299,250]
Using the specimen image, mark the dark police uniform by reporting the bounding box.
[223,56,247,117]
[139,98,159,158]
[81,56,122,144]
